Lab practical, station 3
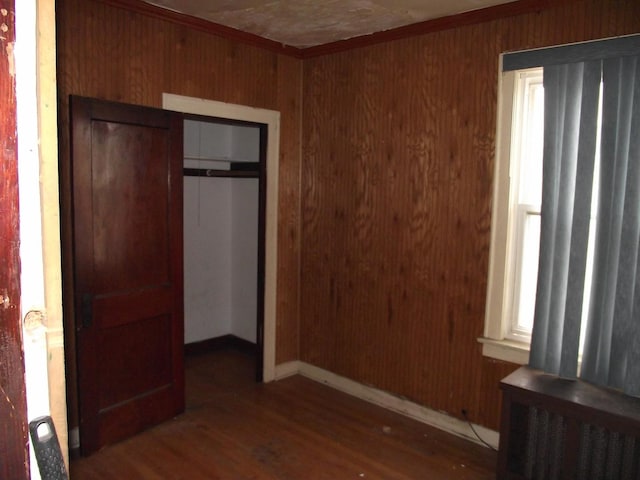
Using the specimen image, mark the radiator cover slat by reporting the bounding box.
[497,367,640,479]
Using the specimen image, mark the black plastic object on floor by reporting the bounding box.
[29,416,68,480]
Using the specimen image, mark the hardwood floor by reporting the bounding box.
[70,348,497,479]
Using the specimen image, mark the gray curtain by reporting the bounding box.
[528,60,601,378]
[581,55,640,395]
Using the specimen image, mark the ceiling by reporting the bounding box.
[142,0,518,48]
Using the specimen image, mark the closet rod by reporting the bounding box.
[183,167,259,178]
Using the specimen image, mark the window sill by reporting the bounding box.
[478,337,529,365]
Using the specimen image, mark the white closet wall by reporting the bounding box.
[183,175,232,342]
[183,120,260,344]
[232,179,259,342]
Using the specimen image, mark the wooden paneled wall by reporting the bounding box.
[301,0,640,430]
[56,0,302,430]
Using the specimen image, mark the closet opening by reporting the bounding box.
[182,114,267,382]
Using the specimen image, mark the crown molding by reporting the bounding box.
[301,0,579,58]
[98,0,305,58]
[98,0,576,60]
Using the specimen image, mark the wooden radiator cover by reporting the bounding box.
[498,367,640,479]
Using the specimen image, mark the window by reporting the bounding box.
[484,35,640,394]
[482,63,602,365]
[506,68,544,343]
[480,67,544,363]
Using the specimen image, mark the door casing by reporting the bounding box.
[163,93,280,382]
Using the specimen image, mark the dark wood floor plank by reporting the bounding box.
[70,349,496,479]
[190,396,408,479]
[243,378,494,478]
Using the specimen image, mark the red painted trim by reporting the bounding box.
[301,0,579,58]
[98,0,574,60]
[0,0,29,478]
[98,0,305,58]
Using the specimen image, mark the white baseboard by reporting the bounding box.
[273,360,499,450]
[274,360,302,380]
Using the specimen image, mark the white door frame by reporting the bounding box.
[163,93,280,382]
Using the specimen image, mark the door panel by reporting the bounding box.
[91,121,170,291]
[97,314,171,408]
[71,96,184,455]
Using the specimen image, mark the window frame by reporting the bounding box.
[480,63,542,364]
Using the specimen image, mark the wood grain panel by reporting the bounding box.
[301,0,640,431]
[56,0,302,434]
[275,54,303,363]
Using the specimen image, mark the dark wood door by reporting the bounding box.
[71,96,184,455]
[0,1,29,476]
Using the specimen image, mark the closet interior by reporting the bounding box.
[182,118,263,369]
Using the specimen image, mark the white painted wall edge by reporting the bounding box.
[274,361,500,450]
[17,2,52,478]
